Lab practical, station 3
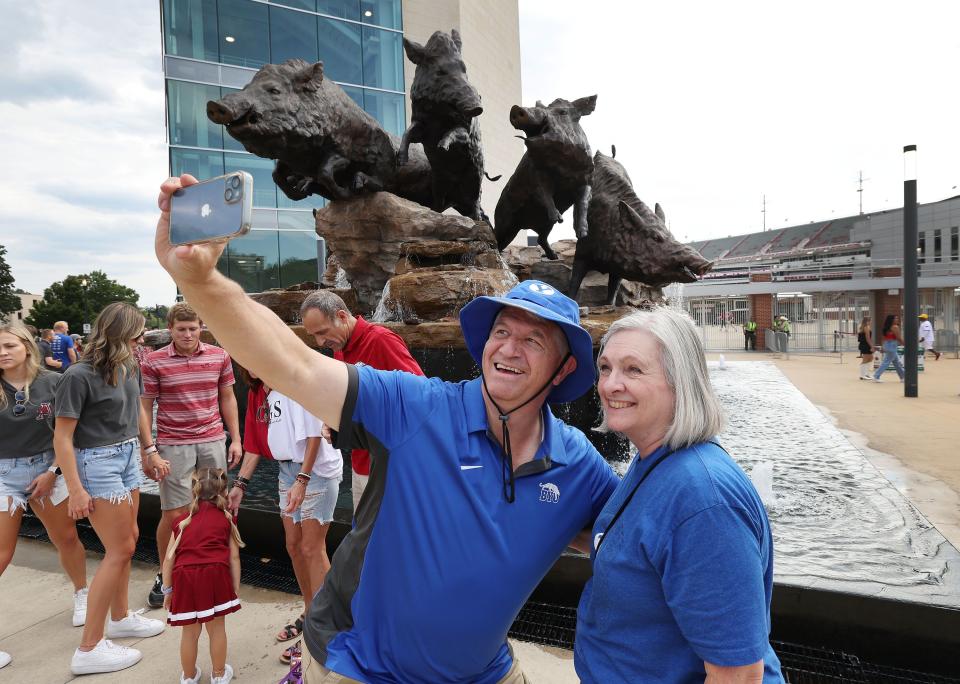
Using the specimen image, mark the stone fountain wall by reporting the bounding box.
[314,192,517,321]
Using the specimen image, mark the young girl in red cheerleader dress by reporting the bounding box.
[162,468,244,684]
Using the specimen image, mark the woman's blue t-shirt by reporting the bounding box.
[575,441,784,683]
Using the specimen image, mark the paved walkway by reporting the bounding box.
[0,540,576,683]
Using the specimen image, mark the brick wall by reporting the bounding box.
[874,288,903,327]
[749,274,773,349]
[750,294,773,349]
[872,267,903,326]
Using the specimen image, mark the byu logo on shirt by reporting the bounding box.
[528,282,555,296]
[538,482,560,503]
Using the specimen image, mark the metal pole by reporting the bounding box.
[903,145,919,397]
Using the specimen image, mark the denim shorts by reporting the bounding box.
[76,438,143,505]
[277,460,341,525]
[0,450,69,514]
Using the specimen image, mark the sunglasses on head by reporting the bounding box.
[12,390,26,417]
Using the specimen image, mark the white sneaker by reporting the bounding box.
[73,587,88,626]
[0,651,10,669]
[180,665,202,683]
[70,639,141,674]
[872,376,882,383]
[106,609,165,638]
[211,663,234,684]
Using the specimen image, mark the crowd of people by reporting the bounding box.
[0,173,788,683]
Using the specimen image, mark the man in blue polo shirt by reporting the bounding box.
[154,174,618,684]
[51,320,77,371]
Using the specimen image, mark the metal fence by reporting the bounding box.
[681,295,860,353]
[679,288,960,354]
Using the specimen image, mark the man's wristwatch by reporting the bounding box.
[47,465,62,476]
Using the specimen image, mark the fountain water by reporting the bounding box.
[333,266,351,290]
[711,361,955,591]
[749,460,775,509]
[664,281,686,312]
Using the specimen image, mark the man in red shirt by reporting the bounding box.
[140,303,242,607]
[300,291,423,511]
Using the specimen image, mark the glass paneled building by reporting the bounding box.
[160,0,405,291]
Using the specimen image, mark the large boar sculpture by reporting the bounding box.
[398,29,497,222]
[569,150,713,304]
[207,60,432,206]
[494,96,597,259]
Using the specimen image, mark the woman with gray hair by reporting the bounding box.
[574,307,784,683]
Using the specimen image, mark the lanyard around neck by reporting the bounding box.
[594,446,673,554]
[594,440,728,555]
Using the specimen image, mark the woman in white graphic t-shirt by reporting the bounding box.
[268,388,342,664]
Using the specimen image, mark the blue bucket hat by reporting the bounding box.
[459,280,596,403]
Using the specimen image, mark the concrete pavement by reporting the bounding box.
[0,539,576,683]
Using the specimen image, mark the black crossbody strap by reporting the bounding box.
[595,440,724,554]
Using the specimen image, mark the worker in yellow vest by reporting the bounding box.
[773,315,791,353]
[743,319,758,351]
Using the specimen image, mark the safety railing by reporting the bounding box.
[701,257,960,284]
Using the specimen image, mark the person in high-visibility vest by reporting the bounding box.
[743,319,758,351]
[773,316,791,353]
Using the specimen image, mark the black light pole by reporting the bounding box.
[902,145,918,398]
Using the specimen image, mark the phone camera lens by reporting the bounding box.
[229,175,241,189]
[224,188,235,202]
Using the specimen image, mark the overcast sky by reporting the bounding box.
[1,0,957,306]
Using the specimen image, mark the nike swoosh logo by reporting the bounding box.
[460,465,483,470]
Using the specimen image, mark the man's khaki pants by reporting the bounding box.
[301,644,530,683]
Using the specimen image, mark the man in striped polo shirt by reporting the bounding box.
[139,302,242,607]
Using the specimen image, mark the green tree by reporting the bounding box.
[0,245,20,319]
[26,271,139,332]
[141,304,170,329]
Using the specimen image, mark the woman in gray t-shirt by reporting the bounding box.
[0,321,90,670]
[54,303,166,675]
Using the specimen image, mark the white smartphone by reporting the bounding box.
[169,172,253,246]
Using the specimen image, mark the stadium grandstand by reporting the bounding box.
[675,196,960,352]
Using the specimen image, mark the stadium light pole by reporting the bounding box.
[902,145,918,398]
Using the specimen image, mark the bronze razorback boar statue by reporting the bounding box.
[569,150,712,304]
[207,59,431,206]
[398,29,498,222]
[494,96,596,259]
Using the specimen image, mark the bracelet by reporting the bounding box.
[47,465,62,476]
[142,443,156,451]
[143,445,159,455]
[236,475,250,486]
[231,480,247,491]
[296,472,311,481]
[160,584,173,596]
